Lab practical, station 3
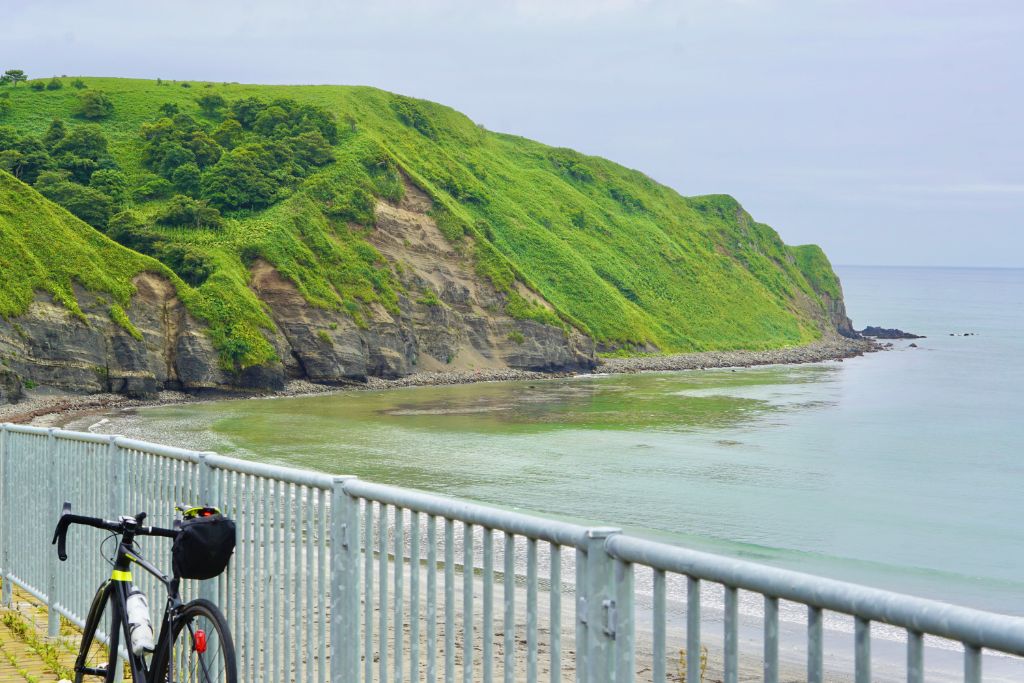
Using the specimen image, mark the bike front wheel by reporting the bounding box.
[151,598,236,683]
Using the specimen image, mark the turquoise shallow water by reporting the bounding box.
[94,266,1024,617]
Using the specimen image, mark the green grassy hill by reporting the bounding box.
[0,76,847,372]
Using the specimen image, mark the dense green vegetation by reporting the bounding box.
[0,170,163,320]
[789,244,842,300]
[0,76,846,368]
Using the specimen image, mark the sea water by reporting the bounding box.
[84,266,1024,675]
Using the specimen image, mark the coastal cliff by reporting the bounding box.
[1,78,852,402]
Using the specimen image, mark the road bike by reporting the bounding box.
[52,502,237,682]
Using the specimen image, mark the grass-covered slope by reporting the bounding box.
[0,170,164,324]
[0,76,845,366]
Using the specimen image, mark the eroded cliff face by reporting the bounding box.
[252,178,596,384]
[0,367,21,404]
[822,292,857,338]
[0,274,276,398]
[0,179,595,401]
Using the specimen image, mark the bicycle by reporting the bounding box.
[52,501,237,683]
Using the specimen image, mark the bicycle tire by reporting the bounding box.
[73,583,123,683]
[151,598,237,683]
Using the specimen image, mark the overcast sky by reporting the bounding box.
[4,0,1021,267]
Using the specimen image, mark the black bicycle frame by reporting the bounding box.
[76,534,183,681]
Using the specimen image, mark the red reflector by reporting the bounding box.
[194,629,207,653]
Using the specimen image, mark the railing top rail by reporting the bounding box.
[606,534,1024,656]
[203,452,336,489]
[0,425,115,446]
[344,479,594,548]
[2,424,336,487]
[112,436,203,463]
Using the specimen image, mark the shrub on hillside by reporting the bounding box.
[76,90,114,119]
[42,119,66,148]
[0,129,53,183]
[132,174,174,201]
[155,194,223,229]
[34,170,113,227]
[201,147,277,210]
[89,169,128,205]
[196,93,226,118]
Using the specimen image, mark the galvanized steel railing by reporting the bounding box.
[1,423,1023,682]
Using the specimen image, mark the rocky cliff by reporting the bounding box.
[0,177,593,401]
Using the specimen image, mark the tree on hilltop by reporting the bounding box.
[2,70,27,86]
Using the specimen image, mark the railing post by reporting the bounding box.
[46,428,60,637]
[108,436,127,681]
[330,476,360,682]
[579,527,620,683]
[198,453,220,606]
[0,424,10,607]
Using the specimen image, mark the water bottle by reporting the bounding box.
[126,586,155,654]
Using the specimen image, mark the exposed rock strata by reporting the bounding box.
[0,178,596,402]
[0,368,21,404]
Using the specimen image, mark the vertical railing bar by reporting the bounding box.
[505,534,516,683]
[364,500,375,683]
[764,595,779,683]
[686,576,701,683]
[444,518,455,683]
[463,522,475,683]
[46,428,59,636]
[652,569,666,683]
[247,474,258,682]
[807,605,823,683]
[411,511,422,683]
[550,544,561,683]
[276,479,287,681]
[427,514,438,683]
[483,528,494,683]
[291,481,301,683]
[724,585,738,683]
[615,558,635,683]
[380,503,390,683]
[906,630,923,683]
[262,477,272,683]
[304,484,314,683]
[395,506,405,683]
[318,487,328,683]
[964,644,982,683]
[284,481,294,683]
[854,616,871,683]
[527,538,538,683]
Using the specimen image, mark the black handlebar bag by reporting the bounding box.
[172,514,236,580]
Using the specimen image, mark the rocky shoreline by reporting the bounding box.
[0,337,879,427]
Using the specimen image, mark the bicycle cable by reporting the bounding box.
[99,531,118,568]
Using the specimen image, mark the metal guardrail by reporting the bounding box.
[1,423,1022,682]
